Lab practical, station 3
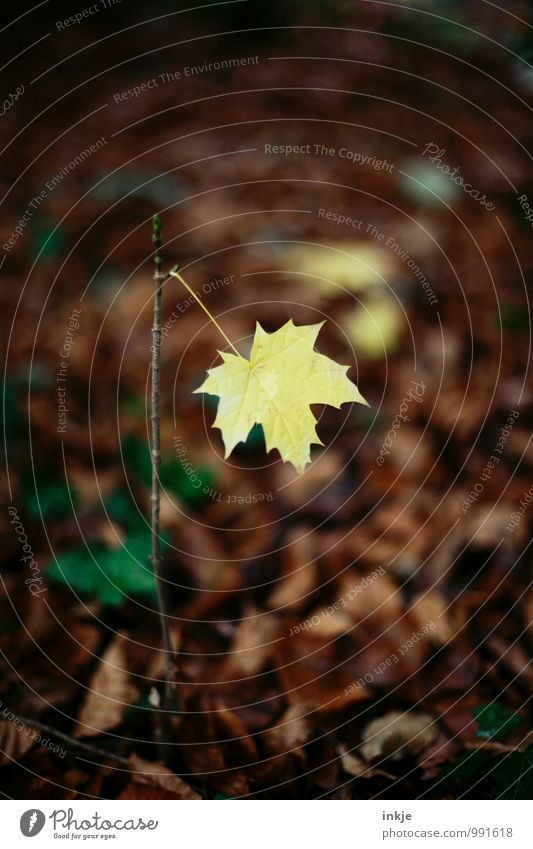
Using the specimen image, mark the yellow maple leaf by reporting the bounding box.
[195,320,368,474]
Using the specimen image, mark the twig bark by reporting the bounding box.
[7,709,204,794]
[151,215,178,759]
[9,712,130,765]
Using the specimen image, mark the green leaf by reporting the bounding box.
[104,489,146,535]
[443,744,533,799]
[160,457,214,507]
[493,747,533,800]
[122,433,216,508]
[22,475,77,521]
[48,533,168,606]
[473,704,522,741]
[442,748,493,792]
[122,434,153,487]
[120,394,146,416]
[32,223,64,260]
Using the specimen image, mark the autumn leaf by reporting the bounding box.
[195,320,368,473]
[360,711,437,763]
[75,634,138,738]
[225,605,281,676]
[0,720,36,766]
[284,242,396,295]
[263,703,314,754]
[125,754,201,800]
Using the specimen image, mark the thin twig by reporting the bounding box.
[0,652,130,764]
[9,712,130,765]
[151,215,178,759]
[9,710,204,795]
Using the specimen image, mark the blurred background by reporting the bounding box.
[1,0,532,799]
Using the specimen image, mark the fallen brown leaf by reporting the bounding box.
[75,634,138,738]
[0,720,36,766]
[127,754,201,799]
[408,591,454,646]
[267,527,317,611]
[226,606,281,676]
[263,703,314,754]
[337,743,368,777]
[361,711,437,763]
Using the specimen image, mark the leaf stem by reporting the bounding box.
[169,267,242,357]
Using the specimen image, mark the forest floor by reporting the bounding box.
[1,3,532,799]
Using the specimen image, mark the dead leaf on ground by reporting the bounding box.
[75,633,138,738]
[118,783,185,800]
[408,591,454,646]
[361,711,437,763]
[339,569,401,624]
[0,720,36,766]
[301,607,354,639]
[127,754,201,799]
[276,634,370,712]
[225,606,281,676]
[337,743,395,780]
[177,519,241,592]
[216,770,250,797]
[214,702,259,761]
[337,743,368,777]
[267,527,317,611]
[263,703,314,754]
